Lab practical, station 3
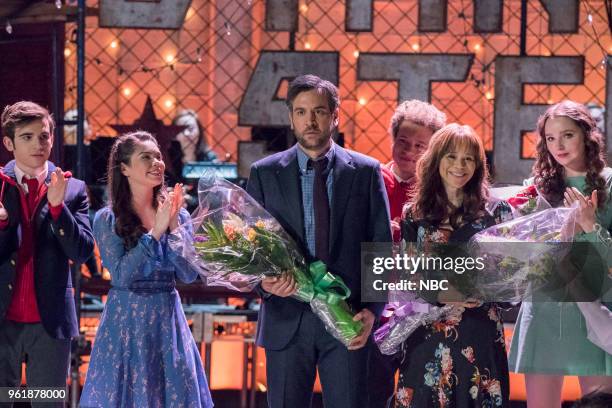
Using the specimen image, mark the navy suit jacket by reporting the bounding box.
[246,144,391,350]
[0,160,94,339]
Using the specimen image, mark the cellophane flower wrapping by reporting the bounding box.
[374,194,577,355]
[170,173,362,346]
[468,199,577,303]
[374,292,454,355]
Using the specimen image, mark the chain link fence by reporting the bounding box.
[64,0,610,169]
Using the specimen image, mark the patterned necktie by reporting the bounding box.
[310,157,330,263]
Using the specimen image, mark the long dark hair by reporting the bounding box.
[533,100,607,208]
[172,109,214,160]
[410,123,489,228]
[108,131,164,249]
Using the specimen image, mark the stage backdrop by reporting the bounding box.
[65,0,611,184]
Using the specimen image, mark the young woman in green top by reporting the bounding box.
[509,100,612,406]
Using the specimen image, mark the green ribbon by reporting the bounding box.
[308,261,363,343]
[309,261,352,304]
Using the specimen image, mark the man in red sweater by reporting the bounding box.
[380,100,447,242]
[369,100,446,407]
[0,101,94,404]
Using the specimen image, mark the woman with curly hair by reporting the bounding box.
[80,131,213,407]
[394,124,512,407]
[508,100,612,406]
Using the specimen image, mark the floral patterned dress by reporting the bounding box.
[394,202,512,408]
[79,207,213,408]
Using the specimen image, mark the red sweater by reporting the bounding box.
[2,179,62,322]
[381,163,415,242]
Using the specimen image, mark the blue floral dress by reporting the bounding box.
[80,207,213,408]
[394,202,512,408]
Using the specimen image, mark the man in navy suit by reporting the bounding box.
[247,75,391,408]
[0,101,94,403]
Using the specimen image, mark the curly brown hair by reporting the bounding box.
[107,131,165,249]
[409,123,489,228]
[533,100,607,208]
[388,99,447,140]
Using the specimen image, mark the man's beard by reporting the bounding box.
[295,128,333,151]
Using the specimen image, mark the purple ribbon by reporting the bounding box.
[374,301,433,344]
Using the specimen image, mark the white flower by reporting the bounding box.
[222,213,246,231]
[488,380,502,396]
[469,385,478,399]
[424,372,435,387]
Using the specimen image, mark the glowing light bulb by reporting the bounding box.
[353,50,359,58]
[122,88,131,97]
[358,98,367,106]
[110,40,118,49]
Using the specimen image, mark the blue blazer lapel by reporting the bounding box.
[275,146,305,243]
[330,146,355,252]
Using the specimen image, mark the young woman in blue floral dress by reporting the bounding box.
[80,131,213,408]
[394,124,512,407]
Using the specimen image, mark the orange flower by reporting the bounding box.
[224,224,237,241]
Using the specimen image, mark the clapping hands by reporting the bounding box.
[47,168,68,207]
[0,201,7,222]
[564,187,597,234]
[151,183,184,240]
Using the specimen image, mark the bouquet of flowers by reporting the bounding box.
[374,294,454,355]
[467,205,577,302]
[173,173,362,346]
[374,198,577,355]
[506,184,540,215]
